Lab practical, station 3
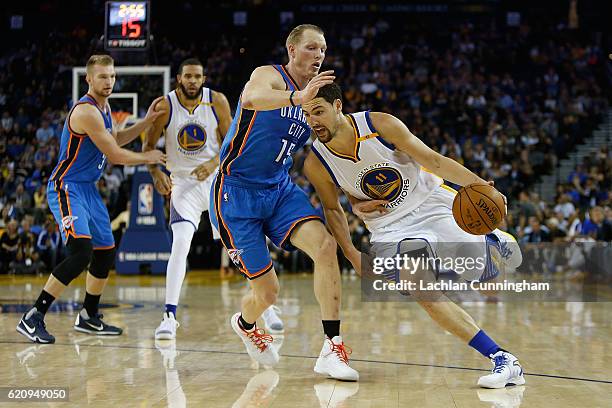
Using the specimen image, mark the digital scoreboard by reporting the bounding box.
[104,1,150,50]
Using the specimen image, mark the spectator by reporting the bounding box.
[516,191,538,228]
[11,219,45,274]
[581,207,612,241]
[35,120,55,144]
[1,219,20,272]
[546,217,567,242]
[522,216,551,243]
[554,193,576,219]
[36,220,61,270]
[11,183,32,216]
[1,111,13,132]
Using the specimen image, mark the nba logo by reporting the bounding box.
[138,183,154,215]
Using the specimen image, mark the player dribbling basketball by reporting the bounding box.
[302,83,525,389]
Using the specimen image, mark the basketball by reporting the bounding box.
[452,183,506,235]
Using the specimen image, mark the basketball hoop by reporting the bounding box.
[111,110,131,130]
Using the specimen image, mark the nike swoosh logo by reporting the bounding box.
[22,320,36,334]
[86,321,104,331]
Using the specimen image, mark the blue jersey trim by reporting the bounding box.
[311,145,340,187]
[366,111,395,151]
[209,88,219,124]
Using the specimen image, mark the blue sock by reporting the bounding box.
[469,330,500,358]
[165,304,177,317]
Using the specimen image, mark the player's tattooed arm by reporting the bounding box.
[370,112,488,188]
[241,66,335,111]
[115,96,166,147]
[304,151,362,274]
[143,97,171,194]
[72,104,166,166]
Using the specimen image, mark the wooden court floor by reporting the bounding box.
[0,272,610,407]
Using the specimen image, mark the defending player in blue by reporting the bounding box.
[16,55,166,344]
[209,25,359,381]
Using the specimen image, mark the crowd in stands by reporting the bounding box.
[0,13,609,274]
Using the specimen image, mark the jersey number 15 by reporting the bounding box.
[275,139,296,164]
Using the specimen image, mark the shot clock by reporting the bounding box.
[104,1,150,50]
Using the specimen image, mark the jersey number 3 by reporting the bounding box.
[275,139,296,164]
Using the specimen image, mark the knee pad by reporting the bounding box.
[52,238,93,285]
[89,247,116,279]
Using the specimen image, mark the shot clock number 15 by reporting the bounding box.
[105,1,151,50]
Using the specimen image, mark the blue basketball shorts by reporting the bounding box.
[209,174,322,279]
[47,180,115,249]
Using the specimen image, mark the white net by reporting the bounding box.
[71,66,171,125]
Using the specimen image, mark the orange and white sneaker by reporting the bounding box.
[231,312,279,367]
[314,336,359,381]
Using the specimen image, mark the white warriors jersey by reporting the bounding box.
[165,88,220,178]
[311,111,442,231]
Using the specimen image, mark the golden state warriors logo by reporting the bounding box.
[177,123,207,153]
[356,163,410,208]
[360,167,403,201]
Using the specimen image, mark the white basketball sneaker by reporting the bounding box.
[478,351,525,389]
[314,336,359,381]
[262,305,284,334]
[155,312,180,340]
[489,230,522,270]
[231,312,279,367]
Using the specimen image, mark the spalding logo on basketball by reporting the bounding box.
[177,123,207,152]
[360,167,403,201]
[452,183,506,235]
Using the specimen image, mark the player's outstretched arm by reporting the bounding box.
[71,103,166,166]
[304,151,361,273]
[115,96,166,146]
[241,66,335,111]
[371,112,488,188]
[143,97,171,194]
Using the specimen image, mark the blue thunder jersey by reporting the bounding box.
[219,65,310,186]
[50,94,111,184]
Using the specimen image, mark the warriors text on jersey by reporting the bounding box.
[50,94,112,184]
[165,88,220,178]
[219,65,310,186]
[311,111,442,230]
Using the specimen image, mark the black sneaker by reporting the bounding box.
[16,308,55,344]
[74,310,123,335]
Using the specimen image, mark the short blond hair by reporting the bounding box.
[286,24,324,48]
[86,54,114,73]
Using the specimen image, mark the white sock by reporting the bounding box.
[165,222,195,306]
